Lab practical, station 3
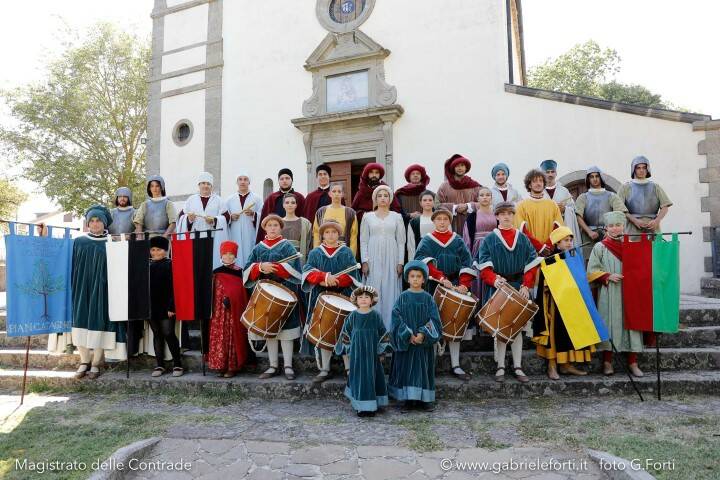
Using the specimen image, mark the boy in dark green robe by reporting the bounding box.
[72,205,127,379]
[335,286,390,417]
[388,260,442,411]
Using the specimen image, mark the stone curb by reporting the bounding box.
[587,450,655,480]
[88,437,161,480]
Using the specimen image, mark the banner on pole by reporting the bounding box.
[5,224,73,336]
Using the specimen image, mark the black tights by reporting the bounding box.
[148,318,182,368]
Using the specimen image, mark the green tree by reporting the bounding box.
[0,23,150,216]
[0,177,27,219]
[527,40,671,109]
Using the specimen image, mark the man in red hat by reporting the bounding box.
[395,164,431,222]
[350,162,402,226]
[437,154,483,233]
[208,240,252,378]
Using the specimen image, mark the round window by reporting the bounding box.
[329,0,366,24]
[172,120,193,146]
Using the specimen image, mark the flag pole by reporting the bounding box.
[201,319,206,376]
[0,219,81,231]
[20,336,31,406]
[611,340,644,402]
[656,333,661,401]
[623,231,692,237]
[126,320,131,379]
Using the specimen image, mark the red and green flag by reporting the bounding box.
[622,233,680,333]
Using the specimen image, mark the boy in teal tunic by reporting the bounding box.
[335,286,390,417]
[244,214,303,380]
[475,202,541,383]
[72,205,127,379]
[302,220,362,382]
[388,261,442,411]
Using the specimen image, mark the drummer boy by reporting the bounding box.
[301,220,362,383]
[413,208,477,382]
[475,201,542,383]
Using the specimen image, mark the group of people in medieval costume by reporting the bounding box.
[63,152,672,417]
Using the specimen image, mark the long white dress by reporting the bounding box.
[225,191,263,267]
[360,211,406,329]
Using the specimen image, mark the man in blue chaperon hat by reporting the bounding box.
[72,205,127,379]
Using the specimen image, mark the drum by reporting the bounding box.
[476,282,538,342]
[433,286,478,342]
[307,293,356,351]
[241,280,298,338]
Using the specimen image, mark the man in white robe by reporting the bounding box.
[225,173,263,267]
[176,172,229,269]
[540,159,582,250]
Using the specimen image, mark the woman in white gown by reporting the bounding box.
[360,185,406,329]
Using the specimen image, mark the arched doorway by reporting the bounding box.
[263,178,274,199]
[559,170,622,200]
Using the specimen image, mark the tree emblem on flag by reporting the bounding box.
[16,259,66,321]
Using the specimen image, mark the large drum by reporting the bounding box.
[306,293,356,351]
[241,280,298,338]
[476,282,538,342]
[433,286,478,342]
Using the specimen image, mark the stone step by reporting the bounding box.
[2,324,715,358]
[0,368,717,399]
[0,331,48,349]
[680,307,720,327]
[2,347,718,376]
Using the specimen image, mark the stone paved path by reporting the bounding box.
[128,439,606,480]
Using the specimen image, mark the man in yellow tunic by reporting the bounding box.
[312,182,359,257]
[514,169,564,255]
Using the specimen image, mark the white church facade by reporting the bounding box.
[147,0,720,294]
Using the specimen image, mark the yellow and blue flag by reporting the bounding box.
[541,249,609,349]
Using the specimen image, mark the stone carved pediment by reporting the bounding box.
[294,0,402,190]
[305,31,389,70]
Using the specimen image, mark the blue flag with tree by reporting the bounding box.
[5,223,73,336]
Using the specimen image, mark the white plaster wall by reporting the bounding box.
[221,0,323,199]
[160,89,206,196]
[163,4,208,52]
[216,0,707,292]
[162,45,207,74]
[161,71,205,92]
[166,0,195,8]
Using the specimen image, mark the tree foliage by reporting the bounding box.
[527,40,671,109]
[0,178,28,219]
[0,23,150,216]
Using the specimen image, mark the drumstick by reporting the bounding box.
[275,252,303,264]
[333,263,361,277]
[429,276,457,291]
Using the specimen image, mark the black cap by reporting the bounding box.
[316,164,331,176]
[278,168,293,180]
[150,235,169,251]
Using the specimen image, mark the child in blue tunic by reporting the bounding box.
[335,286,390,417]
[388,261,442,411]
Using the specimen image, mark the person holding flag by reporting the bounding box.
[72,205,127,379]
[531,226,595,380]
[587,211,644,377]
